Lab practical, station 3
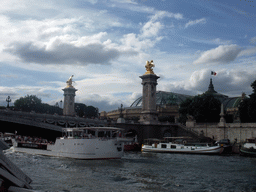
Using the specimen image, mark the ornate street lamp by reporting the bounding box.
[6,96,11,108]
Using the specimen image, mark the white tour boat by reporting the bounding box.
[12,127,125,160]
[141,137,223,154]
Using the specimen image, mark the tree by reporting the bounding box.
[179,94,221,124]
[75,103,98,118]
[14,95,42,112]
[14,95,62,115]
[84,106,98,118]
[239,80,256,122]
[75,103,87,117]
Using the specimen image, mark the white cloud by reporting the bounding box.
[212,38,233,45]
[164,68,255,97]
[140,11,183,38]
[151,11,183,21]
[110,0,138,4]
[141,21,163,38]
[4,32,137,65]
[193,44,242,65]
[185,18,206,28]
[238,47,256,57]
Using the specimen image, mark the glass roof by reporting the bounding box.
[130,91,193,107]
[129,90,243,110]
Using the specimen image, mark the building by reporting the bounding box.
[105,79,244,123]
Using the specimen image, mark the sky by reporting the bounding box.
[0,0,256,112]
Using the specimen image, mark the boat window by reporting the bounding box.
[105,131,111,138]
[62,131,68,137]
[98,131,104,137]
[88,130,95,136]
[171,145,176,149]
[68,131,73,137]
[161,144,167,148]
[112,132,117,138]
[74,131,83,138]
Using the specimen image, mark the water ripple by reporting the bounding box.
[3,150,256,191]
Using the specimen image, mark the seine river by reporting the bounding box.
[4,149,256,192]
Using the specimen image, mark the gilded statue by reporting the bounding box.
[66,75,74,88]
[144,60,155,75]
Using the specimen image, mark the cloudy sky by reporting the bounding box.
[1,0,256,112]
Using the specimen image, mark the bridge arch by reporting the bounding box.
[125,129,138,138]
[162,128,173,138]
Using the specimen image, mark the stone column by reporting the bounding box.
[218,103,226,128]
[139,60,159,124]
[63,87,77,116]
[62,75,77,116]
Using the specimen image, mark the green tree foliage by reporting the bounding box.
[14,95,62,115]
[75,103,98,118]
[239,80,256,122]
[179,94,221,124]
[14,95,42,112]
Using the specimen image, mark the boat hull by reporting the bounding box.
[240,148,256,157]
[12,138,124,160]
[124,143,141,151]
[142,144,223,154]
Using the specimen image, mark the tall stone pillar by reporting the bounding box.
[139,60,159,124]
[62,75,77,116]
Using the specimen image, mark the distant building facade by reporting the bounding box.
[105,79,244,122]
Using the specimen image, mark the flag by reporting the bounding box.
[211,71,217,76]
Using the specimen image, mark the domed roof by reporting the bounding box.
[130,91,192,107]
[203,78,242,110]
[222,97,242,109]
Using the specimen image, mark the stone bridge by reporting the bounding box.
[0,109,108,133]
[0,109,204,143]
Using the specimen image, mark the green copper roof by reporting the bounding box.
[130,91,192,107]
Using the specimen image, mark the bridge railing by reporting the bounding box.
[0,109,108,129]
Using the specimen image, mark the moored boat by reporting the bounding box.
[141,137,223,154]
[0,132,14,147]
[12,127,125,160]
[240,138,256,157]
[124,142,141,151]
[216,139,233,154]
[123,135,141,151]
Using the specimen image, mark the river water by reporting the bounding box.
[4,149,256,192]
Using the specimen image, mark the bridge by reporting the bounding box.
[0,109,108,130]
[0,109,204,143]
[0,109,108,140]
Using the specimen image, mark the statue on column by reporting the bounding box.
[66,75,74,88]
[144,60,155,75]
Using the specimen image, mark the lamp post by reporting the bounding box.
[6,96,11,108]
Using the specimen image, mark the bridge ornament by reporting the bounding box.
[144,60,155,75]
[66,75,75,88]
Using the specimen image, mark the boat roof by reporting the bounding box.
[144,138,162,141]
[163,137,192,139]
[4,132,15,136]
[62,127,124,132]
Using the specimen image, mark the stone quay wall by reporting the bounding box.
[186,121,256,143]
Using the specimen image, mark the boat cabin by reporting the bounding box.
[163,137,193,144]
[245,138,256,143]
[61,127,124,139]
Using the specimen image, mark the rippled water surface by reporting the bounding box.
[4,149,256,192]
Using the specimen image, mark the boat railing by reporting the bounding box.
[15,135,54,145]
[61,135,122,140]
